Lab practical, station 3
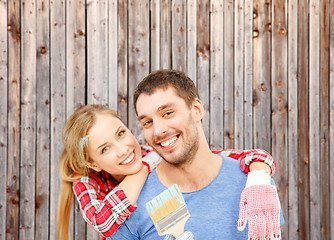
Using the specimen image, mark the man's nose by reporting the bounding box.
[153,120,167,136]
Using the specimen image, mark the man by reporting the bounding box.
[108,69,283,239]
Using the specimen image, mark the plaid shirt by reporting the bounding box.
[73,147,276,239]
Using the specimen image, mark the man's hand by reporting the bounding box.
[237,170,281,240]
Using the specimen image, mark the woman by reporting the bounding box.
[57,104,276,240]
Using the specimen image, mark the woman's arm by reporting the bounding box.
[213,149,276,175]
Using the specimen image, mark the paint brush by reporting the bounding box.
[145,184,190,238]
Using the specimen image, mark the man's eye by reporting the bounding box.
[102,146,110,154]
[163,111,173,117]
[143,120,152,126]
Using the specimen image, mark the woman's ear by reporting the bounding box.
[85,161,102,172]
[192,97,204,122]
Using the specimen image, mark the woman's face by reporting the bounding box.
[86,113,142,182]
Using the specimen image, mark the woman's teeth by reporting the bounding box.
[161,136,177,147]
[121,152,135,165]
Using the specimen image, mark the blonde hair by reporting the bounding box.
[57,104,119,240]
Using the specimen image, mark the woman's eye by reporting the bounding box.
[102,146,110,154]
[118,130,125,137]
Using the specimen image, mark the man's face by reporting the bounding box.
[136,87,199,165]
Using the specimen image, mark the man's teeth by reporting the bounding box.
[121,152,134,165]
[161,136,177,147]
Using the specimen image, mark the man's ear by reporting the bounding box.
[192,97,204,122]
[85,161,102,172]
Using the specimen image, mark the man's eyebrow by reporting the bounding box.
[137,103,175,121]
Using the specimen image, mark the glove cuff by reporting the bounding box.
[245,170,271,188]
[142,161,152,174]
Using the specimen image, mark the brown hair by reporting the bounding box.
[133,69,199,114]
[57,104,119,240]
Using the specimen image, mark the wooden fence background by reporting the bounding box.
[0,0,333,239]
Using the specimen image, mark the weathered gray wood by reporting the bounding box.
[87,0,108,106]
[329,2,334,239]
[35,0,50,239]
[6,0,21,239]
[66,0,86,113]
[330,0,334,238]
[223,0,234,149]
[109,0,118,110]
[209,0,224,149]
[150,0,160,71]
[20,0,37,238]
[50,0,66,239]
[66,0,87,239]
[117,0,129,124]
[271,1,288,239]
[319,1,330,239]
[309,1,321,239]
[298,0,310,238]
[160,0,171,69]
[234,0,244,149]
[128,0,150,144]
[197,0,210,141]
[86,1,107,238]
[244,0,253,149]
[287,0,299,239]
[186,0,196,81]
[253,0,271,152]
[0,0,7,239]
[172,0,186,71]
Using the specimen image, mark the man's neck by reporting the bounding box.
[155,147,222,192]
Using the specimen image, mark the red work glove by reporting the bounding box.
[237,170,281,240]
[141,145,162,173]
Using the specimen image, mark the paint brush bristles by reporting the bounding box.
[146,184,190,237]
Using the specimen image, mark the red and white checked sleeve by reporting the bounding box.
[212,149,277,176]
[73,172,136,238]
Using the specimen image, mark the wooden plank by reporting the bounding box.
[6,0,21,239]
[197,0,210,141]
[109,0,118,110]
[234,0,244,149]
[86,3,108,240]
[186,0,196,81]
[223,0,234,149]
[150,0,160,71]
[209,0,224,149]
[160,0,171,69]
[87,0,108,106]
[319,0,330,239]
[0,0,7,238]
[253,0,271,151]
[329,0,334,238]
[66,1,87,239]
[50,0,66,239]
[35,0,50,239]
[66,0,86,113]
[171,0,186,71]
[309,1,321,239]
[244,0,253,149]
[271,1,288,239]
[20,0,37,238]
[287,0,299,238]
[298,0,310,238]
[128,0,150,144]
[117,0,128,124]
